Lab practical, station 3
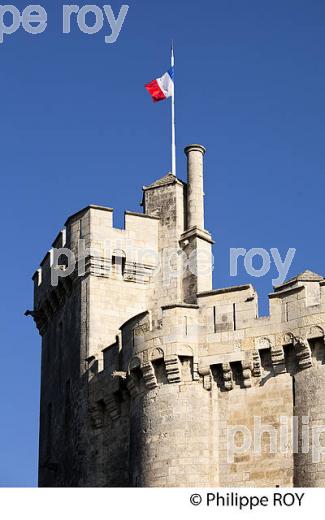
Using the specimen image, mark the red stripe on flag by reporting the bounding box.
[145,79,166,102]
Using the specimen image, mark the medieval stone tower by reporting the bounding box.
[28,145,325,487]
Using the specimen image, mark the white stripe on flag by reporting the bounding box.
[157,72,174,99]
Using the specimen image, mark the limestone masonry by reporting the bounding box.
[29,145,325,487]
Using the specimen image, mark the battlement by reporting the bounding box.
[84,271,325,403]
[87,278,325,394]
[31,143,325,488]
[32,205,161,331]
[89,325,325,407]
[86,272,325,486]
[34,205,160,282]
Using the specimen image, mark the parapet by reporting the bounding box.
[31,204,160,335]
[87,285,325,416]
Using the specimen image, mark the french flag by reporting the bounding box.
[145,67,175,103]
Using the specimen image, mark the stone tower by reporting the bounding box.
[28,145,325,487]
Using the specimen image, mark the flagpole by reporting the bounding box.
[171,43,176,177]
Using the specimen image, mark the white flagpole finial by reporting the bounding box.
[171,42,176,176]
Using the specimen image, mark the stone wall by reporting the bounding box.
[30,146,325,488]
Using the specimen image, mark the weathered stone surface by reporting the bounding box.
[30,144,325,488]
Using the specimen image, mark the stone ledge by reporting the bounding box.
[180,226,214,245]
[125,211,160,221]
[162,303,199,310]
[269,286,304,299]
[197,284,253,298]
[65,204,113,226]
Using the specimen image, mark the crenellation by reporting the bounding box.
[29,143,325,488]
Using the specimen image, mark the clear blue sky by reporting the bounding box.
[1,0,324,486]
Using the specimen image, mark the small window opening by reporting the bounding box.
[112,250,126,277]
[233,303,237,331]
